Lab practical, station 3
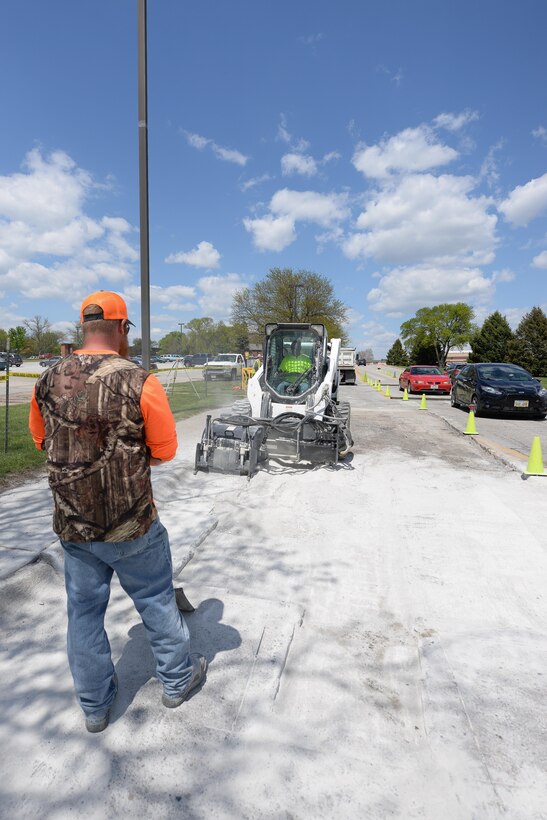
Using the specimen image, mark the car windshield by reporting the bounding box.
[214,354,237,362]
[479,365,535,382]
[410,367,441,375]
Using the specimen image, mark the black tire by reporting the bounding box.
[406,382,412,394]
[471,393,482,417]
[230,399,252,416]
[450,388,459,408]
[398,382,403,391]
[230,369,237,381]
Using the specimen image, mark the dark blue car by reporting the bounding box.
[451,362,547,418]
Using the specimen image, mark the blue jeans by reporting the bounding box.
[61,517,192,718]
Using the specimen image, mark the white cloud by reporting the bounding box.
[357,320,399,358]
[244,188,349,252]
[239,174,272,192]
[243,214,296,252]
[499,172,547,226]
[343,174,496,266]
[211,145,248,166]
[0,149,139,307]
[532,126,547,145]
[275,114,310,153]
[367,264,497,316]
[281,153,318,177]
[197,273,248,318]
[433,110,479,131]
[0,148,92,229]
[532,250,547,269]
[270,188,350,227]
[352,126,458,179]
[165,240,221,269]
[479,140,504,190]
[298,33,324,46]
[183,131,249,166]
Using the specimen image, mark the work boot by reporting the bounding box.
[162,654,207,708]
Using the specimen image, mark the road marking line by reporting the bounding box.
[476,436,527,461]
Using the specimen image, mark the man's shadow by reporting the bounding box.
[113,597,241,718]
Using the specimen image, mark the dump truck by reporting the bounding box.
[337,347,357,385]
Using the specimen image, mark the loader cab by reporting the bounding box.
[263,323,327,400]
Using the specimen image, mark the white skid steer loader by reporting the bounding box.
[194,323,353,477]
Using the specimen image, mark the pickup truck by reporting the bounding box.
[337,347,357,385]
[203,353,246,381]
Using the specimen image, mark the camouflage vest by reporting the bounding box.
[34,353,157,543]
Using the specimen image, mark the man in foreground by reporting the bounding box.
[29,290,206,732]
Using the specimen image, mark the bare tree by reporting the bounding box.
[24,315,52,355]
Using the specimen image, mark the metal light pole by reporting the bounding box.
[293,283,304,321]
[138,0,151,370]
[4,337,10,453]
[178,323,184,357]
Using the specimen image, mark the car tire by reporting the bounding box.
[398,382,403,392]
[471,393,482,417]
[230,369,236,381]
[450,389,458,408]
[406,382,412,394]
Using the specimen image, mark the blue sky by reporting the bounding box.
[1,0,546,356]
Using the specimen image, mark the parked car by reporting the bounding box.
[445,362,467,382]
[451,363,547,418]
[0,355,7,372]
[399,365,452,394]
[184,353,210,367]
[39,356,62,368]
[203,353,246,381]
[1,352,23,367]
[130,356,157,370]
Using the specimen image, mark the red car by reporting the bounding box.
[399,365,452,394]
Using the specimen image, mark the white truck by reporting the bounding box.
[203,353,246,381]
[337,347,357,385]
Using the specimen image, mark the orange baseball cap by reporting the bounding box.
[80,290,135,325]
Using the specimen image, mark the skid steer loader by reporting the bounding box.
[194,323,353,477]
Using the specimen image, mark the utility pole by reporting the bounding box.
[293,283,304,321]
[138,0,151,370]
[178,323,184,356]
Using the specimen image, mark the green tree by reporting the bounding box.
[506,306,547,376]
[386,339,409,367]
[8,326,28,352]
[0,328,7,351]
[400,303,475,369]
[469,311,513,363]
[184,318,217,353]
[231,267,348,342]
[406,340,438,365]
[159,330,187,355]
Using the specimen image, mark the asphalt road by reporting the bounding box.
[359,365,545,471]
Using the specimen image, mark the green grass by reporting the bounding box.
[0,403,47,487]
[540,377,547,388]
[166,378,240,420]
[0,379,239,486]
